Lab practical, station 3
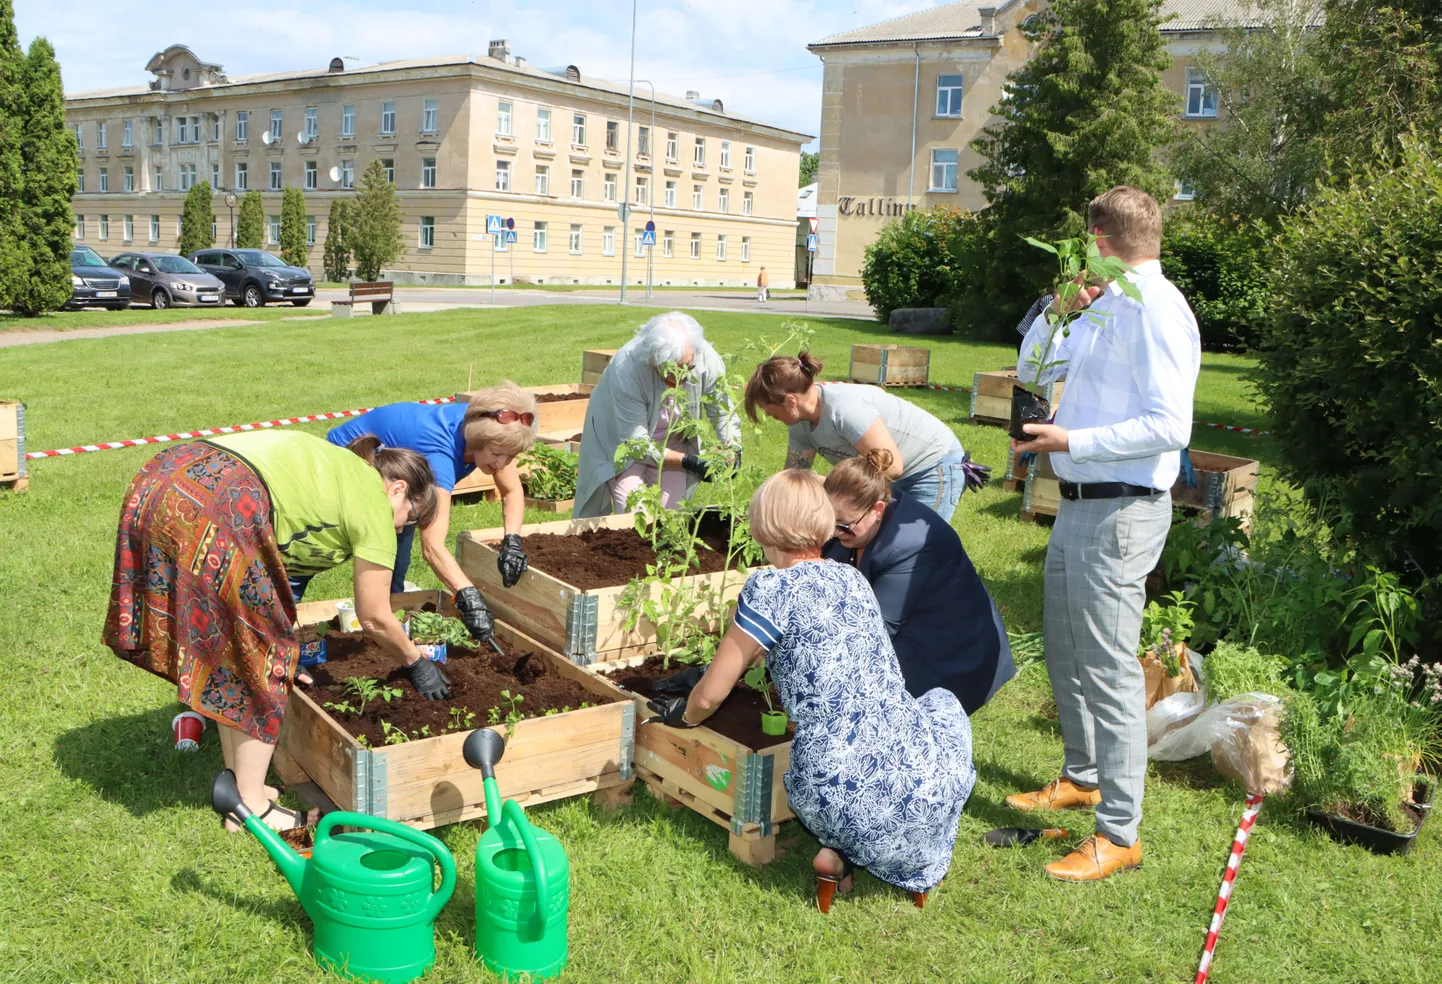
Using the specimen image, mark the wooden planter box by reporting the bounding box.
[587,658,794,865]
[274,590,634,830]
[848,344,929,388]
[970,369,1064,428]
[0,400,27,491]
[523,497,575,514]
[1002,445,1029,494]
[451,383,592,497]
[455,514,750,664]
[581,349,617,387]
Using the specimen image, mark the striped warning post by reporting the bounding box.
[1195,793,1265,984]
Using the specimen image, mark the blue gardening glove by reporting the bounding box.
[961,454,992,493]
[1179,447,1197,488]
[1018,451,1037,468]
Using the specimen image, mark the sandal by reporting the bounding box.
[222,799,316,833]
[815,853,856,914]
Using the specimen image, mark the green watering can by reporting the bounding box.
[463,730,570,980]
[211,770,456,984]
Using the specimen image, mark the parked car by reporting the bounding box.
[65,244,131,310]
[187,248,314,307]
[109,252,224,310]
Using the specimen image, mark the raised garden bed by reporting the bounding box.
[273,590,633,830]
[971,369,1064,428]
[452,383,593,498]
[847,343,929,388]
[588,655,795,865]
[0,399,27,492]
[456,512,750,664]
[581,349,617,387]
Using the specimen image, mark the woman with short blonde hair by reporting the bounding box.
[648,469,975,913]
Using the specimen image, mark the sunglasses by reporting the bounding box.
[479,409,535,426]
[834,515,864,536]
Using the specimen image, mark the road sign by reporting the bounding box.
[486,215,503,235]
[617,202,632,221]
[641,229,656,246]
[505,230,518,244]
[807,234,818,253]
[645,220,656,232]
[505,217,515,230]
[808,217,819,235]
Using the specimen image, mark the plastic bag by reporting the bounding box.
[1209,696,1292,796]
[1146,648,1206,746]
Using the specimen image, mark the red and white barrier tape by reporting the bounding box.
[1195,793,1265,984]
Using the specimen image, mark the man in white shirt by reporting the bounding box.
[1006,186,1201,882]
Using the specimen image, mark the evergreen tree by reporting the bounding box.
[236,189,265,248]
[0,0,28,309]
[279,185,307,267]
[12,36,76,315]
[349,158,405,281]
[323,198,351,282]
[967,0,1178,329]
[179,181,214,256]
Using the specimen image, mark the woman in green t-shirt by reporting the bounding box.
[104,431,447,835]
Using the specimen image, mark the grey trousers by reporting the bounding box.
[1043,492,1171,847]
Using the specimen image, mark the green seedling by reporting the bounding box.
[381,720,410,744]
[408,610,472,648]
[447,707,477,731]
[743,663,777,715]
[342,676,403,715]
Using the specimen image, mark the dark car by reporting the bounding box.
[66,244,132,310]
[187,248,314,308]
[110,252,225,310]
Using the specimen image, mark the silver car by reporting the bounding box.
[110,252,225,310]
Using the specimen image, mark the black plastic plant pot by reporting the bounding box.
[1010,385,1051,442]
[1305,801,1428,856]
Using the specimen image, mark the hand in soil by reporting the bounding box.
[646,695,696,728]
[408,658,451,700]
[497,534,529,588]
[652,665,705,696]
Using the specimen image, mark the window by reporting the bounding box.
[422,98,438,133]
[718,188,729,213]
[936,74,964,117]
[743,190,753,216]
[122,120,133,147]
[211,115,221,142]
[495,160,511,191]
[605,120,619,152]
[75,215,84,239]
[1185,68,1218,118]
[152,116,163,146]
[692,184,703,210]
[420,215,435,248]
[570,169,584,198]
[497,100,513,136]
[180,163,196,191]
[381,158,394,184]
[532,220,547,252]
[493,230,508,252]
[602,226,615,256]
[97,122,107,149]
[269,110,282,142]
[123,166,134,193]
[341,104,355,138]
[123,215,133,241]
[716,234,728,260]
[665,131,678,160]
[720,141,731,169]
[99,214,108,240]
[150,215,160,241]
[306,214,316,245]
[537,108,552,142]
[235,162,248,190]
[175,117,188,144]
[380,101,396,134]
[638,126,650,156]
[693,137,705,166]
[664,180,676,207]
[76,169,84,193]
[572,114,586,146]
[211,163,220,188]
[269,162,282,191]
[340,159,354,189]
[304,107,318,140]
[421,157,436,188]
[569,223,583,253]
[74,123,83,150]
[1174,180,1198,202]
[235,111,248,142]
[662,230,674,257]
[535,165,550,196]
[304,161,317,190]
[689,232,701,259]
[930,149,959,192]
[268,215,280,245]
[744,145,755,171]
[634,227,646,257]
[153,167,163,192]
[741,236,751,262]
[604,173,617,202]
[634,176,648,205]
[98,167,108,193]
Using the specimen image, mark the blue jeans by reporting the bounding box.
[288,524,415,602]
[891,444,968,523]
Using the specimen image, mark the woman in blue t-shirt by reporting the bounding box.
[320,381,538,647]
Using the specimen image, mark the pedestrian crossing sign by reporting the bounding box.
[486,215,503,235]
[505,230,518,244]
[641,229,656,246]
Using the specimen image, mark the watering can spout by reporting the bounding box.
[210,769,308,895]
[463,730,507,822]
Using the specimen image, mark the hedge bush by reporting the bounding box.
[1161,210,1273,349]
[860,207,983,325]
[1257,141,1442,575]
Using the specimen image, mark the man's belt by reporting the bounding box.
[1058,481,1163,501]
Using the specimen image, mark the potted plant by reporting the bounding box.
[743,663,788,736]
[405,610,471,663]
[520,443,579,510]
[1012,233,1140,441]
[1138,591,1198,707]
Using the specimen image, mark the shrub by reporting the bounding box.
[178,181,213,257]
[349,158,405,282]
[279,186,307,268]
[1161,209,1272,349]
[859,206,982,325]
[1256,141,1442,576]
[1201,642,1291,702]
[323,199,350,282]
[236,190,264,249]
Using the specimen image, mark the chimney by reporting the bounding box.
[685,90,700,100]
[488,39,511,63]
[978,6,997,35]
[328,57,345,73]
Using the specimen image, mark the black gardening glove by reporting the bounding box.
[497,533,529,588]
[454,585,496,647]
[728,444,743,478]
[408,657,451,701]
[652,665,706,697]
[681,454,713,482]
[646,696,697,728]
[961,455,992,493]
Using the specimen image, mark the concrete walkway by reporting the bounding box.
[0,315,326,349]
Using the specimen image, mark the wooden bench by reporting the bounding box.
[330,281,396,317]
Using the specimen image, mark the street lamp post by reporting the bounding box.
[619,0,638,305]
[224,192,238,247]
[636,80,657,300]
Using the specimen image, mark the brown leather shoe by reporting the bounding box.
[1005,777,1102,812]
[1045,834,1142,882]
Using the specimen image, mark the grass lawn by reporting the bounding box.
[0,305,314,334]
[1,306,1435,983]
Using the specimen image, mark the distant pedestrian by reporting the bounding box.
[757,266,769,304]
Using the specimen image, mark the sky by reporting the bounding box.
[18,0,946,150]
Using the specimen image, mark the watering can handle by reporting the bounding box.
[317,812,458,921]
[502,799,553,933]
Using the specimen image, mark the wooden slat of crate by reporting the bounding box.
[523,497,575,514]
[1173,451,1259,516]
[848,344,929,388]
[1021,452,1061,522]
[969,370,1064,427]
[1002,446,1028,493]
[279,590,630,829]
[582,349,617,387]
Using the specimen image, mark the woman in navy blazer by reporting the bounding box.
[822,449,1015,715]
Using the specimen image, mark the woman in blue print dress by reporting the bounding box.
[647,469,975,911]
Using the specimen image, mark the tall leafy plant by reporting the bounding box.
[11,36,74,315]
[179,181,214,256]
[349,158,405,281]
[0,0,26,310]
[279,185,307,268]
[235,190,264,249]
[323,198,351,282]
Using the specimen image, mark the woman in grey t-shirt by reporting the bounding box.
[744,352,984,521]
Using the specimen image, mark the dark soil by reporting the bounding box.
[512,510,741,590]
[535,392,588,404]
[1010,385,1051,442]
[304,616,613,745]
[1328,801,1423,834]
[601,655,791,750]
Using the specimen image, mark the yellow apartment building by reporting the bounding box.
[65,43,810,286]
[805,0,1248,300]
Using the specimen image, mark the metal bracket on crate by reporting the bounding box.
[618,703,635,780]
[730,752,774,838]
[351,747,388,816]
[15,403,26,478]
[565,593,600,664]
[968,374,981,419]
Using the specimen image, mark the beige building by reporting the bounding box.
[805,0,1243,300]
[65,43,810,286]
